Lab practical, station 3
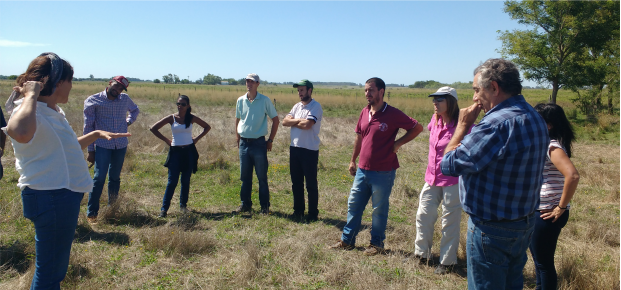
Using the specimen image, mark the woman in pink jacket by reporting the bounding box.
[414,87,470,275]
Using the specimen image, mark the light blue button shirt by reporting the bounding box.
[236,93,278,138]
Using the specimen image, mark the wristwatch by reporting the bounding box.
[267,138,273,143]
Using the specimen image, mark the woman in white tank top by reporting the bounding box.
[150,95,211,217]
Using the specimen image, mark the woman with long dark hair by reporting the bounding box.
[150,95,211,217]
[3,53,129,289]
[414,87,470,275]
[530,103,580,290]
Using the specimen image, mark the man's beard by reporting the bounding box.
[301,93,311,103]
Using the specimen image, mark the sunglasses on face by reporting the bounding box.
[176,103,187,107]
[432,96,446,103]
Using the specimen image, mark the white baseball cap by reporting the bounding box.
[429,86,458,101]
[245,73,260,83]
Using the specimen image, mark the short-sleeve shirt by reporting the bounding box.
[355,102,418,171]
[236,93,278,139]
[3,101,93,192]
[538,139,570,210]
[288,99,322,151]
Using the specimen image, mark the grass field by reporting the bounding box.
[0,81,618,289]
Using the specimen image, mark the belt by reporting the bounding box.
[240,136,264,142]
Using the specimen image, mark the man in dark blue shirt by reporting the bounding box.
[441,59,549,289]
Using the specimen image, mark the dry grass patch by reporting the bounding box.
[138,225,217,257]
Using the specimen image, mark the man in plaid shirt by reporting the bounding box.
[441,59,548,289]
[83,76,139,223]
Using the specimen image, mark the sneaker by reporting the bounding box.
[260,207,270,215]
[363,244,385,256]
[87,216,98,225]
[232,205,252,214]
[328,240,354,251]
[158,210,167,218]
[434,264,454,275]
[180,207,189,214]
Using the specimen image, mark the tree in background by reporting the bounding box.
[203,73,222,85]
[153,79,160,83]
[181,79,190,84]
[498,0,618,104]
[162,74,173,84]
[174,75,180,84]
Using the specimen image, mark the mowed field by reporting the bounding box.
[0,81,618,290]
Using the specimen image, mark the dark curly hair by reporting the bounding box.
[534,103,575,158]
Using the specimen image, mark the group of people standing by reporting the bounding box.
[1,53,579,290]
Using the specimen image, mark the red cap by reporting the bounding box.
[111,76,130,91]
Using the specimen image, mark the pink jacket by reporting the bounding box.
[425,115,471,186]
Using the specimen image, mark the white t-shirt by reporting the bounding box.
[287,99,322,151]
[2,101,93,193]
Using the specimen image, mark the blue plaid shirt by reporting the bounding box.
[83,90,140,152]
[441,95,549,221]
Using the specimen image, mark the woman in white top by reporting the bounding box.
[150,95,211,217]
[3,53,129,290]
[530,103,580,290]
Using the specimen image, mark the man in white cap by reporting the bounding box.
[234,73,279,214]
[83,76,139,223]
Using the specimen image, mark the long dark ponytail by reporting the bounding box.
[534,103,575,158]
[179,95,193,129]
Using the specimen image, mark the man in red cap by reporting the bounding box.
[83,76,140,223]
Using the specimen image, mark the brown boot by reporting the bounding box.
[363,244,385,256]
[328,240,354,250]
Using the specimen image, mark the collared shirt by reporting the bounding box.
[425,115,473,187]
[3,102,93,192]
[287,99,323,151]
[355,102,418,171]
[236,92,278,139]
[441,95,549,221]
[83,90,140,152]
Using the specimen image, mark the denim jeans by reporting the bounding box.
[161,147,193,212]
[341,168,396,248]
[239,137,269,209]
[289,146,319,217]
[467,213,535,290]
[87,146,127,217]
[22,187,83,290]
[529,210,569,290]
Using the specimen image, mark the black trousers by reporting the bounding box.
[289,146,319,217]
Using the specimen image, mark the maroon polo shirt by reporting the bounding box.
[355,102,418,171]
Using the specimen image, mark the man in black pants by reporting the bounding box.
[282,80,323,222]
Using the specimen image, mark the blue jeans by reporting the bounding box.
[467,213,535,290]
[341,168,396,248]
[239,137,269,209]
[289,146,319,217]
[529,210,569,290]
[87,146,127,217]
[22,188,83,290]
[161,147,193,212]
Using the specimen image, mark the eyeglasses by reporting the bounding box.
[432,97,446,103]
[176,103,187,107]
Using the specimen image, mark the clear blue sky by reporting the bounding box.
[0,1,536,86]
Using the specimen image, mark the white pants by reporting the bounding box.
[414,182,461,265]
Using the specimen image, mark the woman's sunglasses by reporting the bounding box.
[432,96,446,103]
[176,103,187,107]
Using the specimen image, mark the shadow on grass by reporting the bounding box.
[74,224,130,246]
[196,210,252,221]
[0,241,32,273]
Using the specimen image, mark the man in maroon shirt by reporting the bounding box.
[329,77,423,255]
